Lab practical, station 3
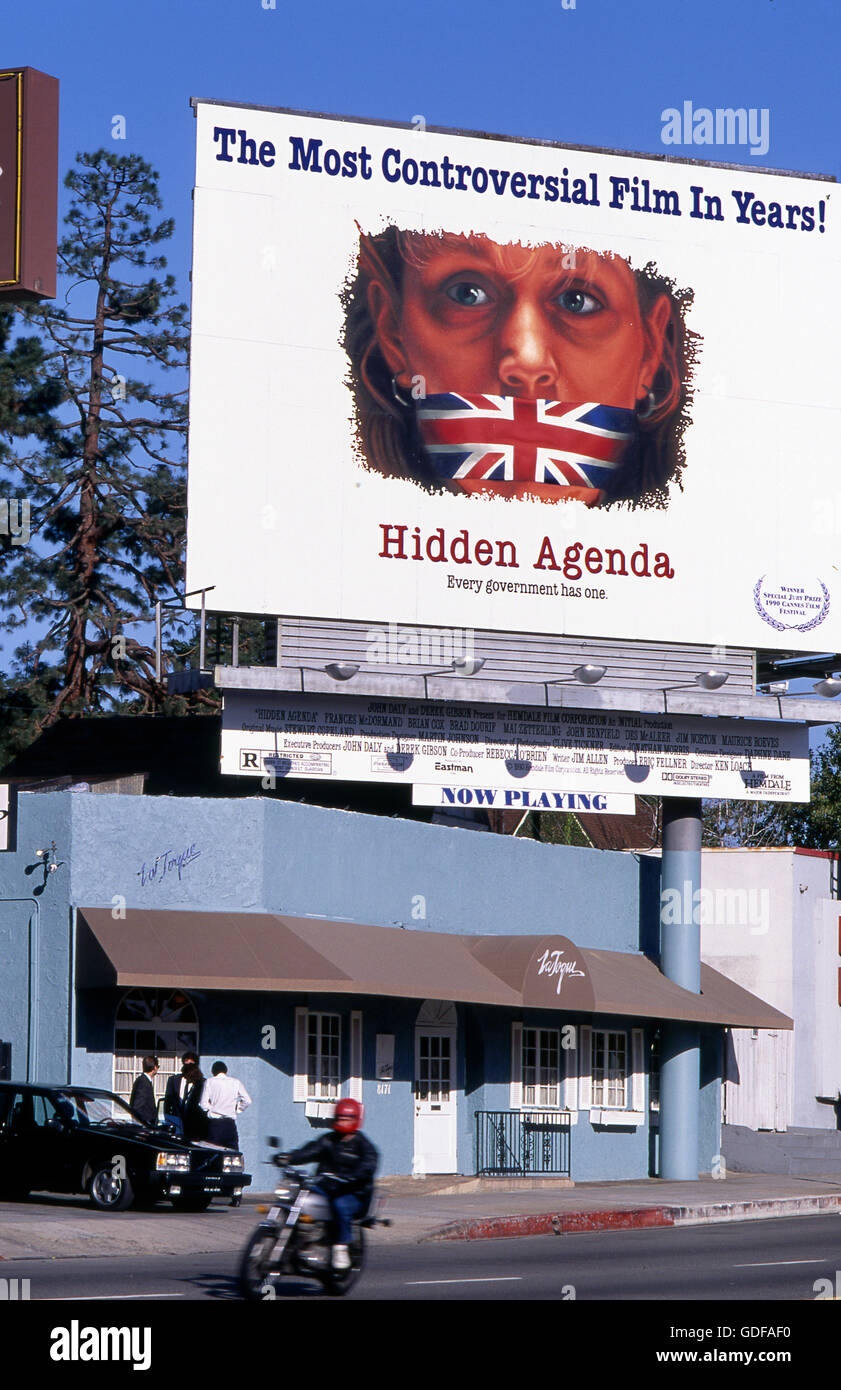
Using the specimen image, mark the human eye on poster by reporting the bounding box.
[186,106,840,652]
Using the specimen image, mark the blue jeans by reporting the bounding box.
[314,1186,365,1245]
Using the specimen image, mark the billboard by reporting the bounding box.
[221,689,810,803]
[0,68,58,301]
[188,103,841,651]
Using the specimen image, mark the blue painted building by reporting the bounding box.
[0,787,786,1191]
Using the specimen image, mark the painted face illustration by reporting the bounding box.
[374,236,670,411]
[350,229,690,506]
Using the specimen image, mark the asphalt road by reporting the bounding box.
[5,1214,841,1302]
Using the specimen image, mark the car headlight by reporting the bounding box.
[156,1151,190,1171]
[223,1154,244,1171]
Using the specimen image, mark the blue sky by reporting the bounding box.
[7,0,840,298]
[4,0,840,741]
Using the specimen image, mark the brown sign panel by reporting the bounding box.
[0,67,58,301]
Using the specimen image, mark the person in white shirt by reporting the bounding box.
[200,1061,251,1150]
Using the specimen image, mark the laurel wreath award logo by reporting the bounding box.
[753,575,830,633]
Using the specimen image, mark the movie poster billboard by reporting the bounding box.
[187,103,841,651]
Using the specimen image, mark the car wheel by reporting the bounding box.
[170,1192,213,1212]
[89,1165,134,1211]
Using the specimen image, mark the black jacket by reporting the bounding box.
[182,1080,208,1141]
[129,1073,157,1128]
[163,1073,186,1119]
[288,1130,379,1203]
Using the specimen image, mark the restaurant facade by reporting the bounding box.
[0,786,790,1191]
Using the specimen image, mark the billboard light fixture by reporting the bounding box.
[423,657,486,677]
[422,656,486,697]
[572,664,606,685]
[323,662,360,681]
[448,657,485,676]
[813,677,841,699]
[664,670,729,693]
[548,664,607,686]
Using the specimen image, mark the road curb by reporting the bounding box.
[426,1193,841,1241]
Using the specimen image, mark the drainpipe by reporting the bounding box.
[658,799,701,1181]
[0,898,41,1082]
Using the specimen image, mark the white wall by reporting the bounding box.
[700,849,840,1132]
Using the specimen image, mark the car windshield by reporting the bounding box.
[55,1092,141,1126]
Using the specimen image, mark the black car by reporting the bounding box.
[0,1082,252,1211]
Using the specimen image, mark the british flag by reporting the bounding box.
[416,393,636,491]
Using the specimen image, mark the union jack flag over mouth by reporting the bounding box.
[416,393,637,493]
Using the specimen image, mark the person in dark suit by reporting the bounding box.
[129,1056,159,1128]
[163,1052,199,1135]
[182,1064,208,1142]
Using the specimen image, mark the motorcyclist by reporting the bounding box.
[280,1099,379,1271]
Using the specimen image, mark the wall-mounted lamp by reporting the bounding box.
[27,842,65,894]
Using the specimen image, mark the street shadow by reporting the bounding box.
[192,1269,326,1300]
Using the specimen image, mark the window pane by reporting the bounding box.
[522,1028,559,1108]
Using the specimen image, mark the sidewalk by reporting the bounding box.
[371,1170,841,1243]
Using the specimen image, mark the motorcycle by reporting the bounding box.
[239,1137,390,1298]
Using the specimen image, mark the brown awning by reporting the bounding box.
[76,908,792,1030]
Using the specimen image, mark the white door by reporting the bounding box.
[413,1003,457,1174]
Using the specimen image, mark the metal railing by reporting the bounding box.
[475,1110,571,1177]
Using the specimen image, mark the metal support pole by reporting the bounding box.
[659,797,702,1180]
[154,601,162,683]
[232,617,240,669]
[200,591,207,671]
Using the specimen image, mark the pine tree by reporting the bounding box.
[0,149,192,732]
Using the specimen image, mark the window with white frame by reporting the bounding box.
[522,1027,561,1107]
[306,1012,340,1099]
[591,1030,627,1108]
[511,1022,576,1111]
[294,1008,363,1103]
[112,987,199,1113]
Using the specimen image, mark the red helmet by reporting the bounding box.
[333,1098,363,1134]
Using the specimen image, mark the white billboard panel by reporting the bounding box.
[189,103,841,651]
[221,690,810,802]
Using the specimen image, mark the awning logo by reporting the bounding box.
[536,948,586,996]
